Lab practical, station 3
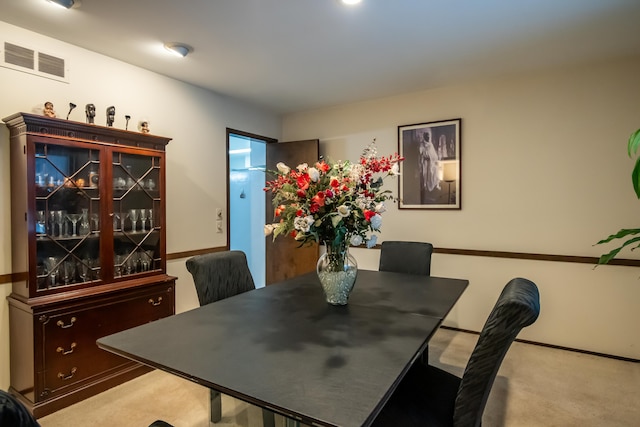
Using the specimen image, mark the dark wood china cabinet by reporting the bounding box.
[3,113,176,418]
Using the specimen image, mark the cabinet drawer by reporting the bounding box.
[39,283,174,397]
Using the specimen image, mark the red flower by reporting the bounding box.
[297,173,310,190]
[364,210,376,221]
[316,161,330,173]
[312,192,325,207]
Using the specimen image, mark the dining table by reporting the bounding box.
[97,269,468,427]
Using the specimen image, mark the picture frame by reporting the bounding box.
[398,118,461,210]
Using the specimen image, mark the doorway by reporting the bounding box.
[227,130,270,288]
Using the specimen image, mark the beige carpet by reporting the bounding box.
[38,328,640,427]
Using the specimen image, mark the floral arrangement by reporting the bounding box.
[264,139,403,248]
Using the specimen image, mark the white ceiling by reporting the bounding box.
[2,0,640,114]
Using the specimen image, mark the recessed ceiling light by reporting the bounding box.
[46,0,76,9]
[342,0,362,5]
[163,42,193,58]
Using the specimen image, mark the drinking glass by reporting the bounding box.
[91,213,100,232]
[128,209,139,232]
[139,209,147,233]
[79,209,90,235]
[36,210,46,234]
[79,258,91,282]
[147,209,154,230]
[55,210,67,237]
[66,213,82,237]
[49,211,56,236]
[43,256,60,287]
[114,254,125,278]
[62,260,76,285]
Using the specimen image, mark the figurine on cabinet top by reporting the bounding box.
[139,120,150,134]
[86,104,96,124]
[106,106,115,126]
[43,102,56,118]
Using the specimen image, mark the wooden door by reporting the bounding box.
[265,139,319,285]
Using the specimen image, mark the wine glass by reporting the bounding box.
[147,209,154,230]
[78,258,91,282]
[91,213,100,231]
[48,211,56,236]
[62,260,76,285]
[128,209,139,232]
[36,210,46,234]
[139,209,147,233]
[43,256,60,287]
[66,213,82,237]
[55,210,67,237]
[114,254,125,278]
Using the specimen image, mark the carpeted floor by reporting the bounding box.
[38,328,640,427]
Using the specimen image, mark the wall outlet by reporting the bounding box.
[216,219,223,233]
[216,208,223,219]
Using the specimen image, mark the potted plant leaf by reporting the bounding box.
[596,127,640,264]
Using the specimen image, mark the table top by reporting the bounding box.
[97,270,468,427]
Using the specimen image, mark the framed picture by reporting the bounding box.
[398,118,461,209]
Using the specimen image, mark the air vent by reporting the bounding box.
[4,42,35,69]
[38,52,65,78]
[1,41,69,83]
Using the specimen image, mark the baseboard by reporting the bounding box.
[439,325,639,363]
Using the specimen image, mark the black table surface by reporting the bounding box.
[97,270,468,427]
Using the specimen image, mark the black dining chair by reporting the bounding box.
[0,390,40,427]
[186,250,275,427]
[379,240,434,363]
[378,241,433,276]
[372,277,540,427]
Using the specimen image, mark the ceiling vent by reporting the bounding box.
[1,41,69,83]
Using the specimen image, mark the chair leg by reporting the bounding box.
[419,345,429,366]
[262,409,276,427]
[210,389,222,423]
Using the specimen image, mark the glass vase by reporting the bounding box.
[317,239,358,305]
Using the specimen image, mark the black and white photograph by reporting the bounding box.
[398,118,461,209]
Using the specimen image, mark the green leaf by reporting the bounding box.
[633,156,640,199]
[595,228,640,245]
[627,128,640,157]
[597,235,640,264]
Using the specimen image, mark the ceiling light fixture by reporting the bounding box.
[46,0,75,9]
[163,42,193,58]
[341,0,362,5]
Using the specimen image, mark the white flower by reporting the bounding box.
[350,234,363,246]
[390,163,400,176]
[264,223,276,236]
[337,204,350,217]
[296,163,308,172]
[366,235,378,248]
[276,162,290,174]
[375,202,386,214]
[294,215,314,232]
[307,167,320,182]
[370,214,382,230]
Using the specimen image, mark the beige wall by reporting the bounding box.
[282,57,640,360]
[0,22,281,390]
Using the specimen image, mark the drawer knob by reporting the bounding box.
[56,342,77,355]
[56,317,77,329]
[58,367,77,381]
[148,296,163,306]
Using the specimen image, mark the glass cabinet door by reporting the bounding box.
[35,142,102,291]
[112,151,161,279]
